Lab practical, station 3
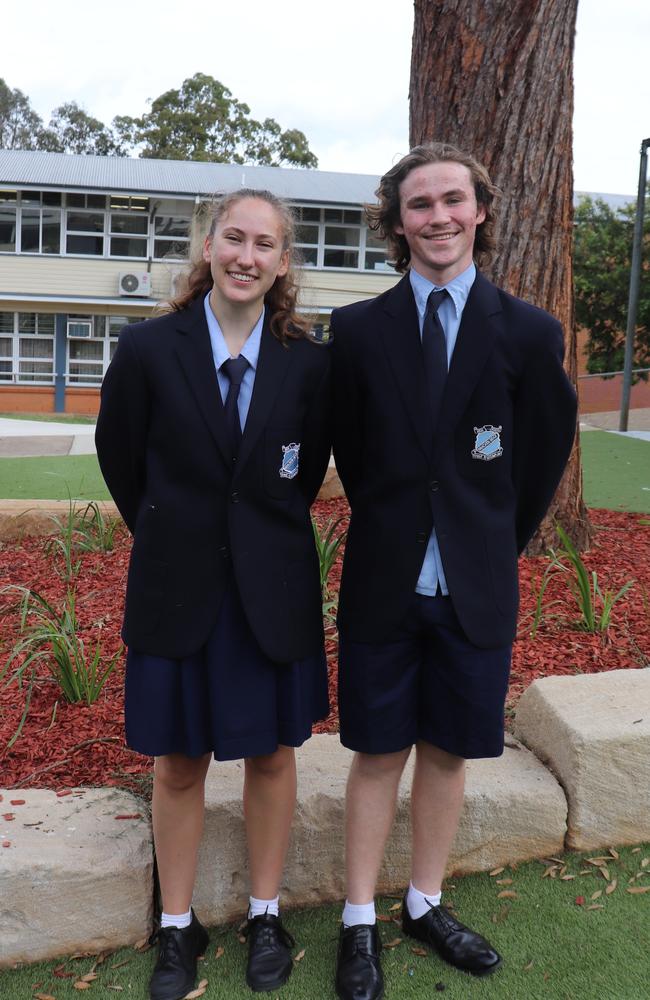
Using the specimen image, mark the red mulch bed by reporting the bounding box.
[1,502,648,792]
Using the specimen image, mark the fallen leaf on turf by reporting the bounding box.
[541,866,557,879]
[73,983,91,991]
[33,994,57,1000]
[627,886,650,894]
[599,867,611,881]
[183,986,206,999]
[609,848,619,860]
[214,946,224,959]
[631,848,641,854]
[575,896,585,906]
[383,938,403,949]
[497,890,517,899]
[496,878,513,885]
[560,875,576,881]
[80,974,98,983]
[388,903,402,912]
[133,937,149,951]
[579,869,592,875]
[489,867,505,876]
[410,947,428,957]
[606,880,617,894]
[548,857,564,864]
[587,904,604,911]
[238,935,246,944]
[642,858,649,868]
[523,960,534,971]
[376,914,392,922]
[110,960,130,970]
[590,890,602,900]
[293,949,306,963]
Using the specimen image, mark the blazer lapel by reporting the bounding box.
[380,274,433,460]
[174,297,232,468]
[434,272,503,439]
[235,317,294,475]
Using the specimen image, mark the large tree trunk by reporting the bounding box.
[410,0,590,552]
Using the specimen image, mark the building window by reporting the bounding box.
[20,193,62,255]
[153,215,190,259]
[292,205,390,271]
[65,211,105,255]
[109,212,148,258]
[0,312,56,383]
[0,191,17,252]
[65,314,139,385]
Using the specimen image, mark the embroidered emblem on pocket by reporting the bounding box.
[471,425,503,461]
[279,442,300,479]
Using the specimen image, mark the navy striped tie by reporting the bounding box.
[422,288,448,424]
[221,356,249,457]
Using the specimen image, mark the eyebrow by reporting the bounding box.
[222,225,278,240]
[406,188,467,205]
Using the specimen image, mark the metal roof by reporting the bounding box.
[0,149,381,205]
[0,150,635,211]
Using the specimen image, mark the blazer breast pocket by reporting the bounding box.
[264,426,302,499]
[455,423,509,479]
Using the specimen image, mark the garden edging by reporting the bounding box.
[2,666,649,968]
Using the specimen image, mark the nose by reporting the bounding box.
[236,240,255,267]
[428,201,451,226]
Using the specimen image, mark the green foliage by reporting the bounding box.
[550,523,633,632]
[312,516,347,618]
[0,586,123,747]
[118,73,318,167]
[44,496,121,580]
[0,73,317,167]
[574,192,650,380]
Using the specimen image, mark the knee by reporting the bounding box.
[246,746,295,780]
[353,748,411,781]
[154,753,210,793]
[416,741,465,773]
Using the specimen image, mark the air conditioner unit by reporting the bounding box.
[118,271,151,297]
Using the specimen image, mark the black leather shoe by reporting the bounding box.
[149,909,210,1000]
[243,913,295,992]
[335,923,384,1000]
[402,896,502,976]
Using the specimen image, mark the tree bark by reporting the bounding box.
[410,0,591,552]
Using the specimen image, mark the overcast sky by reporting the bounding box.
[3,0,648,196]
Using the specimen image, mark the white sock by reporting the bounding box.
[406,881,442,919]
[161,908,192,929]
[248,894,279,918]
[342,900,376,927]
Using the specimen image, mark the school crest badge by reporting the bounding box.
[471,425,503,461]
[279,442,300,479]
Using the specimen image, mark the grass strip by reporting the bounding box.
[0,455,110,500]
[581,430,650,513]
[4,844,648,999]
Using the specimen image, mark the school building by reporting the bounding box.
[0,149,399,415]
[0,149,636,416]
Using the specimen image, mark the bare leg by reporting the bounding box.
[345,748,412,903]
[410,740,466,895]
[152,752,212,914]
[244,745,297,900]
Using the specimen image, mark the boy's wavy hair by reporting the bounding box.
[167,188,310,344]
[366,142,500,272]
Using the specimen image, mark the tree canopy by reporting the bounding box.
[0,74,317,167]
[574,193,650,381]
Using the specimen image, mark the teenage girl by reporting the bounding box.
[96,189,331,1000]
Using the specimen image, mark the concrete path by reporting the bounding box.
[0,417,96,458]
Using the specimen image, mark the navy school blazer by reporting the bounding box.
[95,295,331,662]
[331,270,577,650]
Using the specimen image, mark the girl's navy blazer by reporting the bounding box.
[331,271,577,651]
[95,296,331,663]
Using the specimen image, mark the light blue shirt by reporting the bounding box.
[203,292,264,429]
[410,263,476,596]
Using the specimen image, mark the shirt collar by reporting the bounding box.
[203,291,264,371]
[409,262,476,320]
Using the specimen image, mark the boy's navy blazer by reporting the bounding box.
[331,270,577,650]
[95,296,331,662]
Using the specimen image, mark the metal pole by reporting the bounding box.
[619,138,650,431]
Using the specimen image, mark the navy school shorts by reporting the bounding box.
[338,593,512,759]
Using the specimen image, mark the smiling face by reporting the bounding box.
[395,161,486,285]
[202,196,289,313]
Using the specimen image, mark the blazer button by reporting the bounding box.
[429,480,440,492]
[231,491,239,504]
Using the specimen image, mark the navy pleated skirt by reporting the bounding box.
[124,582,329,761]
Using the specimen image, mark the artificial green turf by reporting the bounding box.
[581,430,650,513]
[0,455,110,500]
[0,412,96,424]
[3,845,648,999]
